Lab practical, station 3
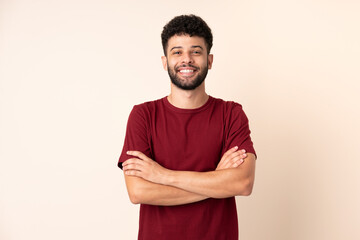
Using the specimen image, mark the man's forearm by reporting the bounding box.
[124,175,208,206]
[162,153,256,198]
[164,165,254,198]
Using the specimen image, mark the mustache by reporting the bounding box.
[175,64,199,71]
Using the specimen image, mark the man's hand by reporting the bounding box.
[216,146,247,170]
[123,151,168,185]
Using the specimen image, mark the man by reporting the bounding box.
[118,14,256,240]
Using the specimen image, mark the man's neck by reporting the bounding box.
[167,83,209,109]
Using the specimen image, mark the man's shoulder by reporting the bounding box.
[129,97,165,117]
[133,97,165,109]
[211,96,244,112]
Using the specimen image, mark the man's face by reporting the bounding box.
[161,35,213,90]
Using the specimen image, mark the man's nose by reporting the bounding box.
[181,52,193,63]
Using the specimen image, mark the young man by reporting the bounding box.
[118,15,256,240]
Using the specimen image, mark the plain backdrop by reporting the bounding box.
[1,0,359,239]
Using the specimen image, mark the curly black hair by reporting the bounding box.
[161,14,213,56]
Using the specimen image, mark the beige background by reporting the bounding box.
[1,0,359,239]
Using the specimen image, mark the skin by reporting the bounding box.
[165,35,211,91]
[122,35,256,205]
[161,35,213,109]
[124,147,248,206]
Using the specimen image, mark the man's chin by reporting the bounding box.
[176,72,197,79]
[168,69,207,90]
[171,79,204,91]
[175,72,198,81]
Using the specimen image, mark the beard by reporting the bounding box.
[167,63,208,90]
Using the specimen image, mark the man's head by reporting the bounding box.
[161,14,213,56]
[161,15,214,90]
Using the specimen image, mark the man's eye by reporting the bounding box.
[173,51,181,55]
[193,51,201,54]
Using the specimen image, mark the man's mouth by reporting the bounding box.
[179,69,194,73]
[176,66,198,77]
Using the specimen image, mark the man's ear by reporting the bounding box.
[161,56,168,71]
[208,54,214,69]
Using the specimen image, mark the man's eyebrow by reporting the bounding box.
[170,46,183,51]
[169,46,204,51]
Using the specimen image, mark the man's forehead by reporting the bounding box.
[167,35,206,49]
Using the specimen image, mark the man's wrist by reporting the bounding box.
[161,168,176,186]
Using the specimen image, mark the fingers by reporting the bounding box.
[223,154,245,169]
[217,147,247,170]
[230,157,244,168]
[122,157,145,173]
[227,150,247,163]
[222,146,239,158]
[217,146,239,167]
[124,169,142,176]
[122,158,144,167]
[123,160,144,176]
[126,151,149,161]
[122,151,166,184]
[222,147,246,164]
[123,151,151,173]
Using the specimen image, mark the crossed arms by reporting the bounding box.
[122,146,256,206]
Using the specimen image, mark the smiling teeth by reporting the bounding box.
[180,69,194,73]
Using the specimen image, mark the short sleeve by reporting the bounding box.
[118,105,152,169]
[223,103,256,158]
